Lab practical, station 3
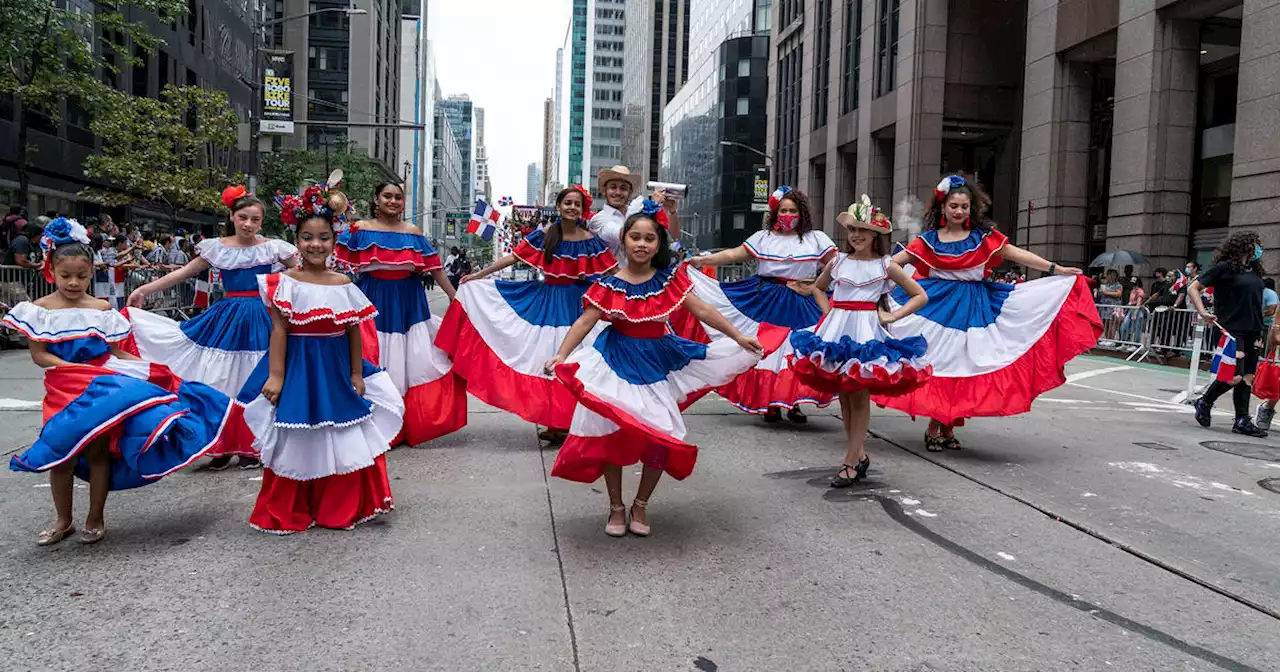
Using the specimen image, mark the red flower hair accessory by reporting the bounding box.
[221,185,250,209]
[627,198,670,229]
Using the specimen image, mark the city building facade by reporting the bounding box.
[475,106,491,203]
[0,0,256,226]
[585,0,628,196]
[621,0,691,184]
[432,107,464,243]
[398,0,433,229]
[527,163,543,205]
[275,0,401,170]
[555,12,586,188]
[660,0,772,250]
[766,0,1277,271]
[542,97,555,202]
[437,96,476,205]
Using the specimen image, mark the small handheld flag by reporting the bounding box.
[1210,331,1237,383]
[468,199,505,241]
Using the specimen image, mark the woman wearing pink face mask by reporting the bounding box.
[681,186,838,423]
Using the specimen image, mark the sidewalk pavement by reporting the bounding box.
[1,309,1278,669]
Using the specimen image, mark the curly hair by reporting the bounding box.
[926,172,994,231]
[765,189,814,241]
[1217,231,1263,274]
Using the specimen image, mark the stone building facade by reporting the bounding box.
[768,0,1278,271]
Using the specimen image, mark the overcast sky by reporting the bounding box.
[429,0,567,204]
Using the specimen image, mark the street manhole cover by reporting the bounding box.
[1200,441,1280,461]
[1134,442,1177,451]
[1260,478,1280,495]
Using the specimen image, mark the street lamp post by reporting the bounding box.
[719,140,774,163]
[247,6,368,192]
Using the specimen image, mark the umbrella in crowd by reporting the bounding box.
[1090,250,1150,268]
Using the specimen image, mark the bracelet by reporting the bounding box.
[1048,263,1057,275]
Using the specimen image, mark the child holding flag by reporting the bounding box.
[1191,231,1268,438]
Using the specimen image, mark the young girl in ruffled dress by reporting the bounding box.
[437,185,616,443]
[789,197,931,487]
[4,219,249,545]
[125,187,299,469]
[544,202,764,537]
[237,185,405,534]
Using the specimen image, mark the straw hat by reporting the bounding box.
[836,195,893,234]
[596,165,641,193]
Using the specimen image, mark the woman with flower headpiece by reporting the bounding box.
[680,186,839,423]
[124,186,299,470]
[4,218,251,545]
[236,183,404,534]
[335,182,464,447]
[436,185,616,444]
[875,173,1101,451]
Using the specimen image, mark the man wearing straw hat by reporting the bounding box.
[588,165,683,262]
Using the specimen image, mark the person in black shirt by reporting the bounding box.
[1191,231,1268,437]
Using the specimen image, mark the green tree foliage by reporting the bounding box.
[260,143,392,236]
[1,0,185,205]
[79,85,242,226]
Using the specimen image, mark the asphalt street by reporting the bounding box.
[1,295,1278,670]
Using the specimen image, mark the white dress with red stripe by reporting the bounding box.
[788,254,932,394]
[123,238,298,455]
[674,229,839,413]
[874,228,1102,424]
[335,227,466,445]
[551,265,761,483]
[238,273,404,534]
[2,303,251,490]
[436,227,617,428]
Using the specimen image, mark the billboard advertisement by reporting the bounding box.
[261,51,295,135]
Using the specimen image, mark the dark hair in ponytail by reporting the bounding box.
[50,241,95,269]
[544,187,585,264]
[926,172,993,231]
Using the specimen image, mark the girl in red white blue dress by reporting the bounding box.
[238,186,404,534]
[877,174,1101,451]
[789,197,931,487]
[335,182,464,447]
[682,186,838,423]
[5,218,250,545]
[437,185,616,442]
[124,186,299,469]
[544,203,764,538]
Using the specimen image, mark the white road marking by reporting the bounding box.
[1037,398,1096,404]
[1065,365,1132,383]
[1081,492,1097,497]
[1108,462,1255,496]
[0,398,41,411]
[247,476,263,482]
[914,509,937,517]
[900,497,921,506]
[996,552,1017,561]
[1067,382,1233,416]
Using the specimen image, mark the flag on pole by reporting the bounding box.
[498,196,514,206]
[1210,330,1237,383]
[1170,271,1187,294]
[468,199,504,241]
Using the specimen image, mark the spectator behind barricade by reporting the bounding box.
[1176,260,1203,309]
[147,235,171,265]
[1122,264,1135,302]
[2,205,28,252]
[1119,277,1146,350]
[172,238,192,266]
[1098,269,1124,342]
[4,221,45,269]
[1143,268,1179,361]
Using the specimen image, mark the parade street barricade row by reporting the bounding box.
[0,264,201,346]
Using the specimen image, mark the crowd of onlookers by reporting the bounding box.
[1,205,210,313]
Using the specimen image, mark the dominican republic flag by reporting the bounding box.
[1210,331,1237,383]
[498,196,514,206]
[468,200,504,241]
[1171,271,1187,293]
[193,268,212,308]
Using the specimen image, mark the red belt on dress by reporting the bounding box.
[610,321,668,339]
[831,301,878,311]
[225,290,258,298]
[367,270,413,281]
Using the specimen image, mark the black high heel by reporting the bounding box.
[831,456,870,488]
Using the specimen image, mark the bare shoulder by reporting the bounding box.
[329,271,353,285]
[87,297,113,311]
[402,224,424,236]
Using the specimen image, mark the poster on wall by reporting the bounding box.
[751,166,770,212]
[261,51,295,135]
